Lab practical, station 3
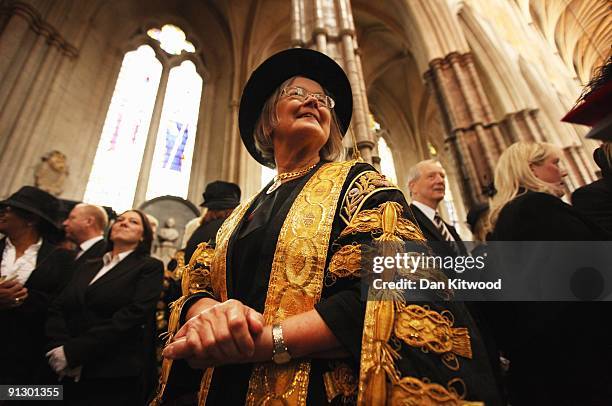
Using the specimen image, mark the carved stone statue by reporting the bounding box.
[34,150,68,196]
[156,217,180,265]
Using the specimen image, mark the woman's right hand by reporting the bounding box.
[0,278,28,308]
[163,298,264,368]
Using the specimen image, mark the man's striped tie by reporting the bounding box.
[433,213,454,242]
[434,213,459,255]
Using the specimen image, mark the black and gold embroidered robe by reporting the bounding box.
[153,161,503,405]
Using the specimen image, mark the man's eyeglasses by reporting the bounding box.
[281,86,335,109]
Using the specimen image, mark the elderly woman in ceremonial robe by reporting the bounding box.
[155,49,502,405]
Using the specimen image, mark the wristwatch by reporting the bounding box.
[272,323,291,364]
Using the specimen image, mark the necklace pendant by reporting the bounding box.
[267,178,282,194]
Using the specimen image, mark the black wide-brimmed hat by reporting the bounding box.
[200,181,241,210]
[0,186,61,229]
[238,48,353,168]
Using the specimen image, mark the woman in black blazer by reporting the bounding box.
[46,209,163,405]
[0,186,74,384]
[487,142,609,405]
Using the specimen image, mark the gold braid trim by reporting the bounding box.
[150,243,216,405]
[340,170,397,225]
[359,300,400,405]
[357,203,469,404]
[197,196,256,406]
[390,376,484,406]
[246,161,357,406]
[394,304,472,372]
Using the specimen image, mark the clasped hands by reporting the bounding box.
[162,299,265,369]
[0,277,28,309]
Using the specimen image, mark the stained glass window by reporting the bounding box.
[145,61,202,200]
[84,45,161,212]
[147,25,195,55]
[85,24,203,211]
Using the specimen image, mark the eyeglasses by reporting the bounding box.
[281,86,335,109]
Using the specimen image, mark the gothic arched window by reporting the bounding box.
[84,24,203,212]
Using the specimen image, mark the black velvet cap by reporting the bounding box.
[238,48,353,168]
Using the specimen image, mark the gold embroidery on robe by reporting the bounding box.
[327,243,363,283]
[390,376,484,406]
[246,161,357,406]
[356,201,481,405]
[340,202,425,243]
[323,362,358,403]
[341,170,396,225]
[394,304,472,371]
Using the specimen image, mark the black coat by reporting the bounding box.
[0,238,75,384]
[409,203,467,257]
[572,178,612,239]
[45,251,163,380]
[489,190,612,405]
[491,190,606,241]
[73,239,108,269]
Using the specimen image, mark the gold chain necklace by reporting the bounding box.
[266,162,318,194]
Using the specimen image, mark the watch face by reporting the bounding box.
[273,351,291,364]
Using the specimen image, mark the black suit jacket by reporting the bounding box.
[0,238,75,384]
[46,251,163,379]
[409,203,467,257]
[572,178,612,239]
[73,238,108,269]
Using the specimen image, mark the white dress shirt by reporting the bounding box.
[0,238,43,284]
[76,235,104,259]
[411,200,456,242]
[88,249,134,286]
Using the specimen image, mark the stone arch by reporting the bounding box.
[521,0,612,83]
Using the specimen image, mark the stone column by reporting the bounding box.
[0,0,78,197]
[291,0,376,163]
[424,52,506,206]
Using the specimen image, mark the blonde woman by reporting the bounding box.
[486,141,609,405]
[488,141,604,240]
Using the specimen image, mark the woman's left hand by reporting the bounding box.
[163,299,265,368]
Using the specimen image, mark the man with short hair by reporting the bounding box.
[62,203,108,266]
[407,159,466,257]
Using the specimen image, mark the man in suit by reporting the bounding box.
[63,203,108,267]
[407,159,467,257]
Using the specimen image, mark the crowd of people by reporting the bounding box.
[1,49,610,405]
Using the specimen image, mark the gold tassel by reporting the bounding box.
[451,327,473,359]
[364,365,387,406]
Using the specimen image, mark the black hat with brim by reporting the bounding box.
[239,48,353,168]
[0,186,61,230]
[200,181,242,209]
